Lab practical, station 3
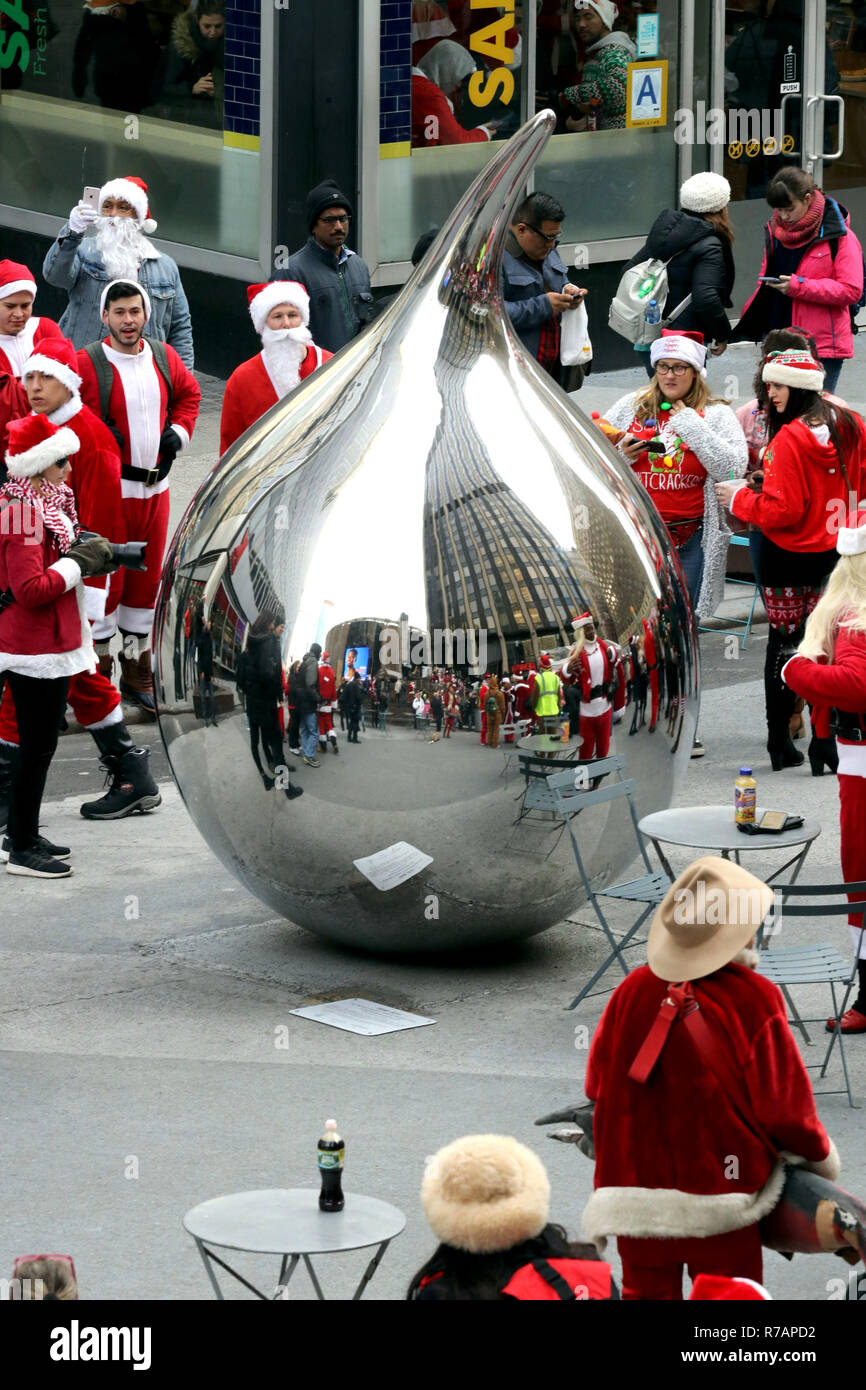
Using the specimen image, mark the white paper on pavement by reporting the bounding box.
[352,841,433,891]
[289,998,436,1036]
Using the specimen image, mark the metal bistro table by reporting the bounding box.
[638,804,821,1044]
[183,1189,406,1301]
[637,805,821,887]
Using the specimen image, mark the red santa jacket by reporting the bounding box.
[59,400,125,620]
[0,317,64,379]
[219,346,332,456]
[0,498,87,668]
[783,627,866,744]
[317,662,337,703]
[76,339,200,473]
[0,370,28,468]
[563,640,626,711]
[581,960,836,1246]
[730,417,864,551]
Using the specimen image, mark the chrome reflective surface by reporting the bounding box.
[154,111,699,954]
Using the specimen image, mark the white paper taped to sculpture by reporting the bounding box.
[353,841,434,891]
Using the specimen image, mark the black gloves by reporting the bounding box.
[68,536,119,577]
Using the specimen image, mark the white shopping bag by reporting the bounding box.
[560,299,592,367]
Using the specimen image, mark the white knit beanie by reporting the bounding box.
[680,172,731,214]
[421,1135,550,1254]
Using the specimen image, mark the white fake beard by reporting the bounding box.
[261,325,312,398]
[94,215,149,281]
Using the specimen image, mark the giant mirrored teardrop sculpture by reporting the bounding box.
[154,111,699,954]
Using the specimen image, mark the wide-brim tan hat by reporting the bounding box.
[421,1135,550,1254]
[647,856,773,983]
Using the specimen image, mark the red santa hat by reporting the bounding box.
[539,653,552,669]
[572,611,594,629]
[650,329,707,377]
[247,281,311,336]
[321,651,330,662]
[0,259,37,302]
[98,175,157,234]
[837,509,866,557]
[98,279,152,323]
[5,413,80,478]
[762,348,825,393]
[689,1273,772,1301]
[22,337,82,396]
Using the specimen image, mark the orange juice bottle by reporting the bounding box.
[734,767,757,824]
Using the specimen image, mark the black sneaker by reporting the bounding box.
[7,847,73,878]
[690,740,705,759]
[0,833,71,864]
[284,784,304,800]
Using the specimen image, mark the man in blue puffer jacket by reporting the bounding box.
[43,175,194,368]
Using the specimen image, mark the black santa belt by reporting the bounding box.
[122,458,173,488]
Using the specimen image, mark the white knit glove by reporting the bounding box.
[68,200,99,234]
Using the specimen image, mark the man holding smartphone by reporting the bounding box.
[502,191,587,382]
[43,175,194,367]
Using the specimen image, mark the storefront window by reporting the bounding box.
[378,0,683,267]
[0,0,262,259]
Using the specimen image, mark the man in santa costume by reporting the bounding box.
[0,260,64,382]
[561,611,624,759]
[43,175,194,366]
[0,336,160,823]
[219,282,332,455]
[580,857,840,1300]
[0,262,63,477]
[316,649,339,756]
[783,511,866,1034]
[77,279,200,715]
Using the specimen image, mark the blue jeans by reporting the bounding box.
[677,525,705,607]
[300,711,319,758]
[819,357,844,393]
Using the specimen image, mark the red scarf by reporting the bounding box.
[1,477,79,554]
[770,190,826,249]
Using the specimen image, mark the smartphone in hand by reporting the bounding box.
[758,276,783,284]
[82,186,102,210]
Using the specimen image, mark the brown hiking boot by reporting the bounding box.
[118,648,157,718]
[97,650,115,684]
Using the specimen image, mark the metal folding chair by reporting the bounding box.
[758,883,866,1108]
[539,756,671,1009]
[699,535,763,650]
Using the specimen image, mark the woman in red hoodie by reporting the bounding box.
[782,514,866,1035]
[715,349,864,771]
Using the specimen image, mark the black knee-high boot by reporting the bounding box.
[765,626,804,771]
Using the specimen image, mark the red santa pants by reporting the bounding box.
[96,491,170,638]
[0,667,120,743]
[317,711,334,736]
[840,773,866,956]
[579,709,612,760]
[617,1225,763,1300]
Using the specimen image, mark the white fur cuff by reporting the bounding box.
[781,1138,841,1182]
[50,556,83,592]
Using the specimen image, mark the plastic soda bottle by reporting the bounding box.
[586,97,602,131]
[318,1119,345,1212]
[734,767,757,824]
[644,298,661,327]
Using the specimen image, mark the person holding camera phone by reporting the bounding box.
[0,337,161,826]
[734,168,864,395]
[0,416,120,878]
[76,279,200,717]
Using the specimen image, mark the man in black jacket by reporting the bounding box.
[343,671,364,744]
[297,642,323,766]
[277,181,374,354]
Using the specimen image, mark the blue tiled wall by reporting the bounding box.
[380,0,412,144]
[224,0,261,141]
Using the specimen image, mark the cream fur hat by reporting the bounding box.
[421,1135,550,1254]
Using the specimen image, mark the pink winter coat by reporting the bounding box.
[737,200,864,360]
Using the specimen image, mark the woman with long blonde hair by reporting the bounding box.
[783,515,866,1034]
